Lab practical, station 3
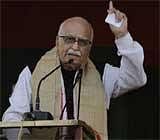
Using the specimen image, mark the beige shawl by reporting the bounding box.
[31,47,108,139]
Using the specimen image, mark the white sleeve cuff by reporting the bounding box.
[115,32,133,52]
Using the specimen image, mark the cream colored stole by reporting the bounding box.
[31,47,108,139]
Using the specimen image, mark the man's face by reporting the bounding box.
[56,20,92,71]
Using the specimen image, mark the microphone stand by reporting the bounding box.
[35,64,61,111]
[23,65,61,121]
[77,69,83,120]
[23,60,73,121]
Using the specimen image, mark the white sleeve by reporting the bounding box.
[103,33,147,109]
[2,66,32,121]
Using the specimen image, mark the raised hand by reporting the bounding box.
[107,1,128,39]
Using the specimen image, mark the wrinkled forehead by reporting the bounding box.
[58,18,93,41]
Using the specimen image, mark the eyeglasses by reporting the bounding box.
[58,35,92,47]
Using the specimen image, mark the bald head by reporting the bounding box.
[58,17,94,42]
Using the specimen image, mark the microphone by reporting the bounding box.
[23,59,73,121]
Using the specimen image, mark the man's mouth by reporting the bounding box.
[66,49,81,57]
[67,53,81,57]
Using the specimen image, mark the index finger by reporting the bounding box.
[109,1,114,10]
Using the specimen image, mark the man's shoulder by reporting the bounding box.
[28,47,57,73]
[40,47,57,60]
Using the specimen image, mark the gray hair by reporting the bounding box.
[58,17,94,42]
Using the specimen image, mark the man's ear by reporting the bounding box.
[56,36,59,47]
[87,46,92,56]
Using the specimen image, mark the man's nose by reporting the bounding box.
[72,40,79,50]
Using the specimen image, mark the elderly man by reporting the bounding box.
[2,1,146,140]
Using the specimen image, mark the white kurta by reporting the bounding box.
[103,32,147,107]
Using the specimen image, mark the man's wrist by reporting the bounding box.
[115,31,128,39]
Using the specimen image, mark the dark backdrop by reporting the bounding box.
[1,0,159,139]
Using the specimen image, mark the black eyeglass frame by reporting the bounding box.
[58,35,92,47]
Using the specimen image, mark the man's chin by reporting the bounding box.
[63,63,81,71]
